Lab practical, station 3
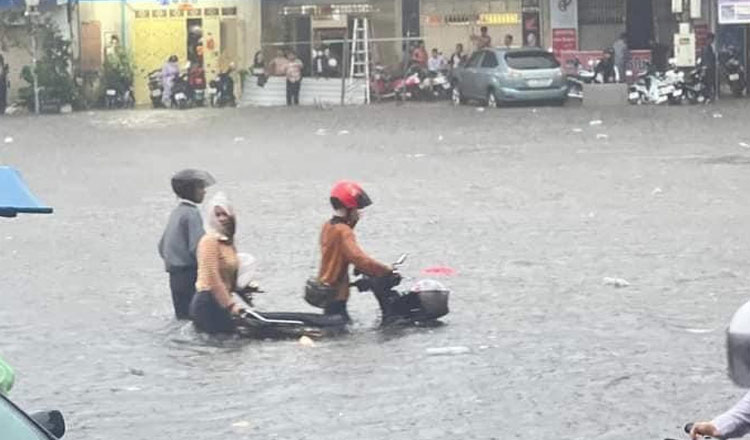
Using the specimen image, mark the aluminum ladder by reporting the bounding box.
[348,17,371,104]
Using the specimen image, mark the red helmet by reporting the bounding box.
[330,180,372,210]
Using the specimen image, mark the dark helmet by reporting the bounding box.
[329,180,372,210]
[170,169,215,202]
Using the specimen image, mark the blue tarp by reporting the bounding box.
[0,166,53,217]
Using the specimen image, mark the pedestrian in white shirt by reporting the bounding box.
[427,48,445,72]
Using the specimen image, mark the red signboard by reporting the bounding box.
[557,50,653,81]
[552,29,578,55]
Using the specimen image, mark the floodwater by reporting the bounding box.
[2,102,750,439]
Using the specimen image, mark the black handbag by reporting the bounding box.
[304,278,336,308]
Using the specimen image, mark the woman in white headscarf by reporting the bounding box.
[189,192,244,334]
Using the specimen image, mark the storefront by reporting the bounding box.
[78,0,260,104]
[260,0,401,73]
[419,0,525,57]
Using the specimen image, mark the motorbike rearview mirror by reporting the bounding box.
[394,253,408,266]
[30,410,66,438]
[587,60,595,67]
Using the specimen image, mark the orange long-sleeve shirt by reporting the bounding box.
[318,219,391,301]
[195,234,239,309]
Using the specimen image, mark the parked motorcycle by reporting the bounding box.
[565,58,596,99]
[104,85,134,110]
[420,70,452,100]
[394,66,427,101]
[147,69,164,108]
[720,46,746,97]
[209,71,236,108]
[170,73,190,109]
[370,64,400,101]
[188,64,207,107]
[627,62,684,105]
[683,60,711,104]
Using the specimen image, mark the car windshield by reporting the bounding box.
[0,397,49,440]
[505,52,560,69]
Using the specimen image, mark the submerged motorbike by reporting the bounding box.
[231,254,450,339]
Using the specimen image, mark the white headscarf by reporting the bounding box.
[204,191,236,241]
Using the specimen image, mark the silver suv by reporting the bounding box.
[452,48,568,107]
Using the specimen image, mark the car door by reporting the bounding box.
[477,50,500,96]
[461,51,485,99]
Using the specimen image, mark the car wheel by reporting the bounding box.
[486,90,498,108]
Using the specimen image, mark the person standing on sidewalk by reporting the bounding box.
[702,33,717,100]
[285,51,303,106]
[612,33,629,83]
[471,26,492,51]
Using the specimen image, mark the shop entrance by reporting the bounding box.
[626,0,653,50]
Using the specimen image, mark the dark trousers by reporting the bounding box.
[705,68,716,99]
[189,291,236,334]
[286,80,301,105]
[169,268,197,320]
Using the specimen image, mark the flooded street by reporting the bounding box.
[3,102,750,439]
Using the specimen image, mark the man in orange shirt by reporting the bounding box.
[317,181,394,321]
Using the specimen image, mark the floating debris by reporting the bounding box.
[426,346,471,356]
[603,277,630,288]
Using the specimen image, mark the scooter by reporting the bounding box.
[351,254,450,326]
[209,71,236,108]
[566,58,596,99]
[171,73,190,110]
[231,254,450,339]
[188,65,207,107]
[104,84,134,110]
[720,46,746,97]
[420,70,452,100]
[683,60,711,104]
[147,69,164,108]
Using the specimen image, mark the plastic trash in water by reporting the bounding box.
[408,153,426,159]
[4,137,13,144]
[652,187,663,195]
[476,107,486,112]
[233,136,245,143]
[426,346,471,356]
[315,128,328,136]
[685,328,715,334]
[713,113,723,119]
[603,277,630,288]
[232,421,251,429]
[337,130,350,136]
[438,135,444,141]
[298,335,316,347]
[740,142,749,148]
[421,266,457,276]
[572,128,583,133]
[589,120,603,126]
[596,133,609,140]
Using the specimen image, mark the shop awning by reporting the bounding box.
[0,166,53,217]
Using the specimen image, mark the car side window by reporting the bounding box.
[466,52,484,68]
[481,52,499,68]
